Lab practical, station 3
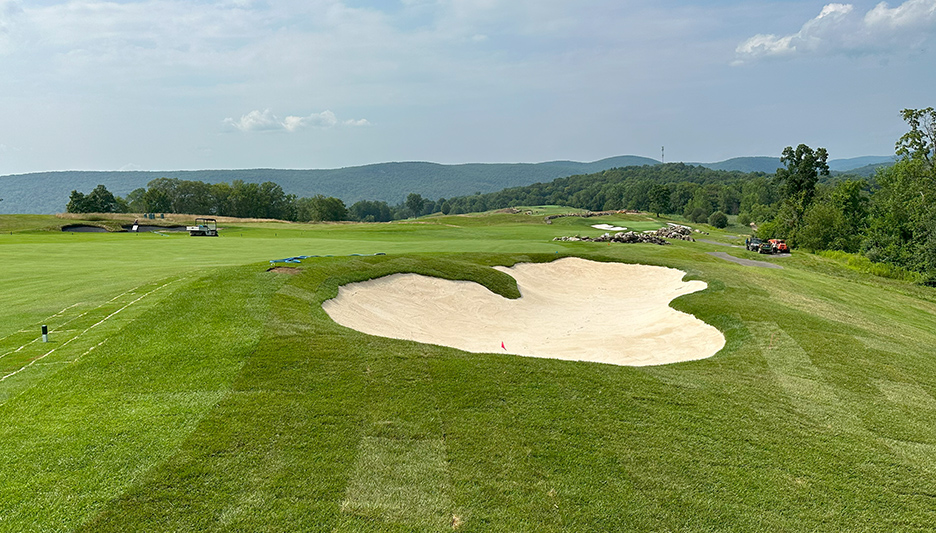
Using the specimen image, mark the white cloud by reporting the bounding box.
[866,0,936,30]
[223,109,282,132]
[735,0,936,63]
[224,109,369,132]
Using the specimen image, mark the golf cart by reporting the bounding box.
[187,218,218,237]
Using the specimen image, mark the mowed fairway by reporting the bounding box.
[2,213,936,531]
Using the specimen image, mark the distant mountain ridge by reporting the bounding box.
[693,155,894,175]
[0,157,659,214]
[694,157,782,174]
[0,154,894,214]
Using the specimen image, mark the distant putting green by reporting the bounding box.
[2,212,936,532]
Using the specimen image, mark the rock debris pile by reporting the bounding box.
[553,224,696,246]
[655,225,695,241]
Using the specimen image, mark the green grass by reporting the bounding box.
[817,250,925,283]
[2,213,936,531]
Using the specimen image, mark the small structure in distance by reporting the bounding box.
[187,218,218,237]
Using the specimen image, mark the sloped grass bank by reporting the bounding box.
[68,252,936,532]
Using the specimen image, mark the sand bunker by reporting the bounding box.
[61,224,107,232]
[323,258,725,366]
[591,223,628,231]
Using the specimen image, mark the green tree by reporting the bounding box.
[648,184,670,217]
[125,188,147,212]
[797,181,867,252]
[308,195,347,222]
[88,184,120,213]
[172,180,214,215]
[776,144,829,207]
[349,200,393,222]
[862,108,936,279]
[66,190,89,213]
[863,159,936,274]
[229,181,263,218]
[762,144,830,245]
[896,107,935,170]
[405,193,425,218]
[67,184,120,213]
[682,187,713,222]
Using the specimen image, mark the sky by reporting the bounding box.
[0,0,934,174]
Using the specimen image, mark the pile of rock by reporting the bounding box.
[656,225,695,241]
[553,231,670,245]
[552,224,705,245]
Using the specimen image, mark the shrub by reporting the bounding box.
[708,211,728,228]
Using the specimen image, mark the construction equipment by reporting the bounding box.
[187,218,218,237]
[769,239,789,253]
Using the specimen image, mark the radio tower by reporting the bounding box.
[661,146,665,164]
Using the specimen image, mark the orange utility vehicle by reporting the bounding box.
[769,239,789,253]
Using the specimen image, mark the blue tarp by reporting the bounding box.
[269,252,388,264]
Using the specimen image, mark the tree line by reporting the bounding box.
[756,107,936,281]
[436,163,779,227]
[66,179,443,223]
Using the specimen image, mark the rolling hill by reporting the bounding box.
[0,154,895,214]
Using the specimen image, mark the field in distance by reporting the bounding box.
[1,210,935,532]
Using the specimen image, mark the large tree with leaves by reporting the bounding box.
[776,144,829,207]
[759,144,829,244]
[864,108,936,280]
[895,107,935,171]
[66,184,123,213]
[405,193,425,218]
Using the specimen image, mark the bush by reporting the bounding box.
[708,211,728,228]
[737,212,751,227]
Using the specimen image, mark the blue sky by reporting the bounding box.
[0,0,934,174]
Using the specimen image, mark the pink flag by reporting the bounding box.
[501,341,506,350]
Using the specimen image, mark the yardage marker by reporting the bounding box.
[0,277,184,382]
[0,303,81,344]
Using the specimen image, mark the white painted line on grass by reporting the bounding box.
[0,303,82,343]
[0,284,155,361]
[0,277,183,383]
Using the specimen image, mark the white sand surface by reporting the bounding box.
[322,257,725,366]
[591,224,627,231]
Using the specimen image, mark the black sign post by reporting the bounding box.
[42,325,48,343]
